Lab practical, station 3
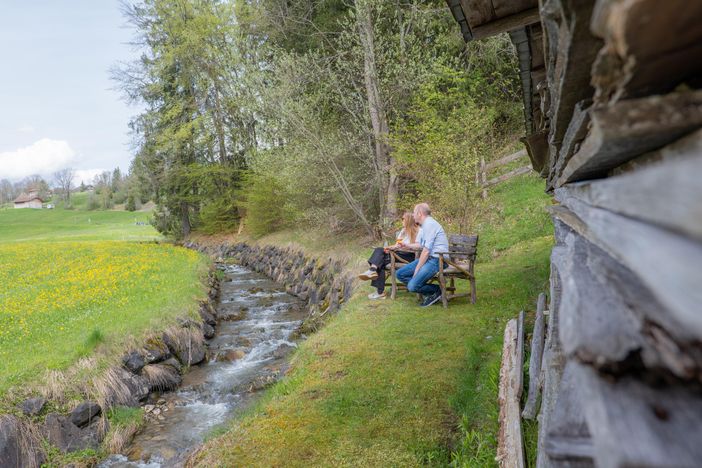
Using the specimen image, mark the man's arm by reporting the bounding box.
[414,247,430,275]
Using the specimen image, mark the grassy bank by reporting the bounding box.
[0,208,209,402]
[194,172,552,466]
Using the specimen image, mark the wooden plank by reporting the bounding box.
[536,243,567,468]
[485,149,528,171]
[522,131,549,175]
[492,0,537,18]
[523,293,546,419]
[543,363,594,464]
[549,225,687,376]
[557,90,702,185]
[549,198,702,342]
[544,0,601,150]
[461,0,496,28]
[517,310,525,399]
[590,0,702,102]
[485,165,532,187]
[547,99,591,187]
[575,363,702,467]
[558,128,702,241]
[472,8,541,39]
[497,318,525,468]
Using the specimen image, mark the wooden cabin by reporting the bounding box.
[13,190,44,209]
[446,1,702,466]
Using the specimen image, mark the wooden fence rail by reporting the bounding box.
[477,149,531,198]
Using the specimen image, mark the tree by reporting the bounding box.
[53,168,75,206]
[0,179,14,205]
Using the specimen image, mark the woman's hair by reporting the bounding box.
[402,212,418,243]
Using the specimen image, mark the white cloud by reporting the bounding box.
[0,138,77,181]
[74,169,105,185]
[16,125,35,133]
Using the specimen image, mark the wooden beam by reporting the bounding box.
[485,165,532,187]
[517,310,525,399]
[575,363,702,467]
[522,293,546,419]
[557,90,702,185]
[472,8,540,39]
[590,0,702,103]
[543,363,594,463]
[558,128,702,241]
[549,198,702,342]
[485,149,528,171]
[497,318,525,468]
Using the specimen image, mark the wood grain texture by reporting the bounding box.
[558,128,702,241]
[498,319,526,468]
[523,293,546,419]
[550,198,702,343]
[557,90,702,185]
[575,363,702,467]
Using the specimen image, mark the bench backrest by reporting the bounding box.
[448,234,478,263]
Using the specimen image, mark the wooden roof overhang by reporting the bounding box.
[446,0,545,171]
[445,0,540,41]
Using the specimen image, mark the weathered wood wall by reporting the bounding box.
[447,0,702,466]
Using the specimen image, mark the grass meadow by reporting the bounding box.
[0,208,209,400]
[194,173,553,467]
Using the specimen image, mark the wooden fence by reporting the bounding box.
[477,149,531,198]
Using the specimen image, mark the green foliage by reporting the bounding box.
[107,406,144,428]
[126,193,137,211]
[239,171,295,238]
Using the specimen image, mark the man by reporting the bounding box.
[396,202,449,307]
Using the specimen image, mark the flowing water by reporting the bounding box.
[100,263,306,467]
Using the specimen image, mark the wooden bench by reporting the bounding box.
[387,234,478,307]
[435,234,478,307]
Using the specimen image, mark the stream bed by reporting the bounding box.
[100,263,305,467]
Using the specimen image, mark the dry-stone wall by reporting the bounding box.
[187,242,356,331]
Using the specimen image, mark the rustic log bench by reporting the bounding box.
[387,234,478,307]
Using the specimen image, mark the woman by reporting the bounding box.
[359,212,419,299]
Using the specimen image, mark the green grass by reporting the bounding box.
[0,208,157,242]
[0,207,210,401]
[194,172,553,467]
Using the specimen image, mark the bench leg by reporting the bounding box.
[469,262,477,304]
[439,259,448,308]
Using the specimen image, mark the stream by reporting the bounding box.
[100,263,306,467]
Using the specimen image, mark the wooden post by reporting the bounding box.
[523,293,547,419]
[480,156,488,199]
[497,318,526,468]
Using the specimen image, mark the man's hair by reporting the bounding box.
[414,203,431,216]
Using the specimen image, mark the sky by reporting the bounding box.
[0,1,142,185]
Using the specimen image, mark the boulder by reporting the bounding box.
[163,332,206,366]
[198,304,216,326]
[217,349,246,362]
[43,413,106,453]
[70,401,101,428]
[142,363,182,392]
[142,339,171,364]
[21,397,47,416]
[115,368,150,406]
[161,357,183,374]
[0,415,44,468]
[202,322,215,339]
[122,351,145,374]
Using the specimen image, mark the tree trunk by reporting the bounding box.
[181,201,191,238]
[357,0,396,227]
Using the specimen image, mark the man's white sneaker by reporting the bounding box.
[358,269,379,281]
[368,291,386,300]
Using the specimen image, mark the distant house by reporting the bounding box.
[13,190,44,209]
